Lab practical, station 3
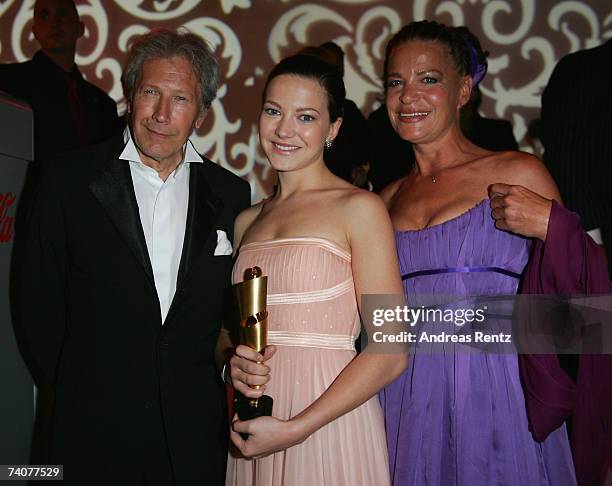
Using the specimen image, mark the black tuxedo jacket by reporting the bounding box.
[17,136,250,485]
[542,39,612,230]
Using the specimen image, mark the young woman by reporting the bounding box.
[222,55,407,486]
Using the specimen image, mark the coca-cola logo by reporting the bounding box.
[0,192,16,244]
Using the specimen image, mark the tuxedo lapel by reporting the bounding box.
[176,163,224,290]
[89,158,155,287]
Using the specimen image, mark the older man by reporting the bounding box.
[18,29,250,485]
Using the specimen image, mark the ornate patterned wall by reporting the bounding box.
[1,0,610,200]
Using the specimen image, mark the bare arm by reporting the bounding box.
[233,203,263,254]
[231,191,408,457]
[215,202,277,383]
[489,154,563,240]
[215,203,261,372]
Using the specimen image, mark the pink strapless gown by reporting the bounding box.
[226,237,390,486]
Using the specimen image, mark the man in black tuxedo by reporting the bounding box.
[541,39,612,255]
[541,39,612,485]
[17,29,250,485]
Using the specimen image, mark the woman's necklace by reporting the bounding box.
[418,151,473,183]
[412,166,438,183]
[414,167,438,183]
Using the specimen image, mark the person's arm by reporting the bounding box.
[489,183,553,240]
[230,191,408,457]
[15,162,67,387]
[215,200,277,381]
[215,180,251,374]
[232,203,260,254]
[223,201,277,392]
[505,153,562,201]
[488,153,562,240]
[490,159,611,449]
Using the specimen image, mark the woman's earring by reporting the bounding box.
[324,138,333,149]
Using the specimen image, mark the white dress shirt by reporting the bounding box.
[119,128,203,324]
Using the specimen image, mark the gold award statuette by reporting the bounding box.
[233,266,274,423]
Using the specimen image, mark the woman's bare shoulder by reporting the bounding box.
[487,151,560,200]
[339,188,393,233]
[340,185,386,207]
[380,176,408,208]
[234,201,264,249]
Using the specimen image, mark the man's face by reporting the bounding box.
[32,0,83,54]
[129,56,205,171]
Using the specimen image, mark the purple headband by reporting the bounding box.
[460,33,487,89]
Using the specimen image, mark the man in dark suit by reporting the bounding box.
[541,39,612,255]
[541,39,612,485]
[17,29,250,485]
[0,0,120,161]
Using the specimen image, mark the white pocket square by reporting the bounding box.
[214,230,233,256]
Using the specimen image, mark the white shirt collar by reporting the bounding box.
[119,126,203,166]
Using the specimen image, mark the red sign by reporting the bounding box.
[0,192,16,244]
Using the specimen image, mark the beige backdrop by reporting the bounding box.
[1,0,610,200]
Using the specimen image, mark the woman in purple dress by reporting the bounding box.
[378,21,577,485]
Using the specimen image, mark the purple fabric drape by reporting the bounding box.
[520,200,612,486]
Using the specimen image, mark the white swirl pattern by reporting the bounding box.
[0,0,610,201]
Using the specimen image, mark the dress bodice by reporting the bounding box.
[395,199,530,300]
[233,237,360,343]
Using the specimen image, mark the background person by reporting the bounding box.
[460,86,518,151]
[300,42,371,188]
[541,38,612,264]
[0,0,120,161]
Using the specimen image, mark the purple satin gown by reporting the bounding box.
[379,200,577,485]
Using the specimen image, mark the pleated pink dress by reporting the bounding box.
[226,237,390,486]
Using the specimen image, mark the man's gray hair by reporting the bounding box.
[122,28,219,114]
